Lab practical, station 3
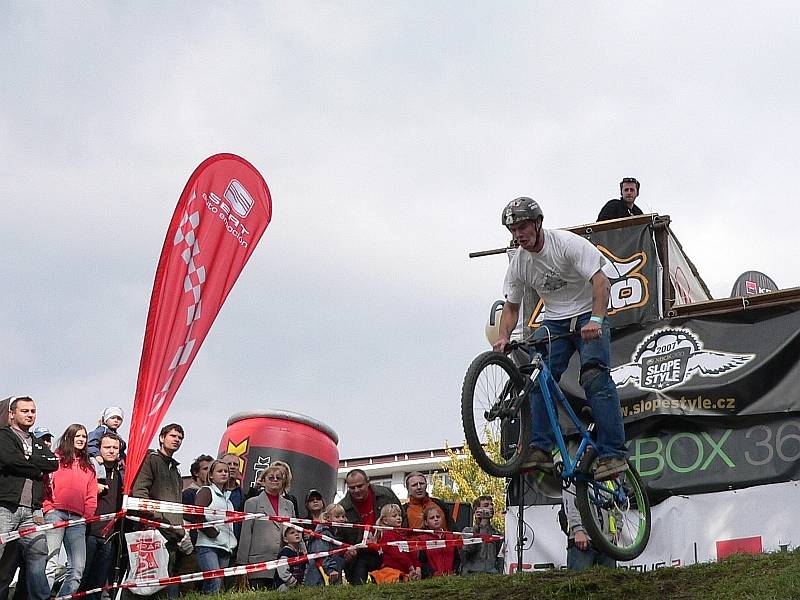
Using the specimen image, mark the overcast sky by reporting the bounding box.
[2,2,799,470]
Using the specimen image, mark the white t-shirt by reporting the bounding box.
[503,229,607,320]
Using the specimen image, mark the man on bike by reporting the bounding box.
[492,197,628,481]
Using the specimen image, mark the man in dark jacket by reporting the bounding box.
[0,396,58,600]
[338,469,403,584]
[597,177,644,222]
[130,423,188,596]
[81,432,124,600]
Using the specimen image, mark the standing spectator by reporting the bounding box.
[597,177,644,222]
[218,453,245,540]
[461,496,503,575]
[81,433,124,600]
[32,426,54,449]
[402,472,453,531]
[562,484,615,570]
[0,396,58,600]
[368,504,420,584]
[273,526,305,591]
[304,490,325,522]
[175,454,212,594]
[87,407,127,463]
[43,424,97,597]
[236,464,295,588]
[303,503,346,586]
[418,507,459,577]
[183,455,213,506]
[270,461,300,517]
[194,460,238,594]
[130,423,189,597]
[339,469,403,585]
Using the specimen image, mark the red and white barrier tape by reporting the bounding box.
[28,497,500,598]
[60,545,353,599]
[0,511,125,545]
[124,496,491,539]
[59,532,498,599]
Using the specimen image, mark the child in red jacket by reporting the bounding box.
[418,506,459,577]
[369,504,421,583]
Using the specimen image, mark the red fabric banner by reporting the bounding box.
[124,154,272,493]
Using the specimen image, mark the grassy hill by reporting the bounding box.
[182,549,800,600]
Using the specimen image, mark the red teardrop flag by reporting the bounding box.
[124,153,272,493]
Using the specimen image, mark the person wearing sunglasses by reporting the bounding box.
[236,464,297,588]
[597,177,643,222]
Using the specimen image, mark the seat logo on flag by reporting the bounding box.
[225,179,255,218]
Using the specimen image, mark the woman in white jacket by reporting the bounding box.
[194,460,238,594]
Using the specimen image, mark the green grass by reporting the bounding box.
[181,550,800,600]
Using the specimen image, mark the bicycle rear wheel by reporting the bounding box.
[574,448,651,561]
[461,351,531,477]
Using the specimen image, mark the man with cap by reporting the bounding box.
[31,426,53,450]
[303,489,325,522]
[87,406,127,463]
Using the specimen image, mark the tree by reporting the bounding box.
[431,430,505,532]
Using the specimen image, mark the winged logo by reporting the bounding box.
[611,327,755,392]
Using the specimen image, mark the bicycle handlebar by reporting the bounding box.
[505,331,576,354]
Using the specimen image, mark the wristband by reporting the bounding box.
[590,315,604,325]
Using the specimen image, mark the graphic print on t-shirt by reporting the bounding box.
[540,269,567,293]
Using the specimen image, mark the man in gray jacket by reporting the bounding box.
[461,496,503,574]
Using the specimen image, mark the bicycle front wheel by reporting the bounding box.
[574,448,651,562]
[461,351,531,477]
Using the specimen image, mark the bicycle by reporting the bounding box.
[460,333,651,561]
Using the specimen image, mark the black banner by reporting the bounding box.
[523,221,661,333]
[512,303,800,505]
[558,304,800,420]
[626,414,800,504]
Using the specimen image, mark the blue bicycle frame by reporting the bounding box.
[523,351,622,502]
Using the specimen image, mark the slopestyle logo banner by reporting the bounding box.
[125,154,273,494]
[523,221,661,331]
[557,305,800,421]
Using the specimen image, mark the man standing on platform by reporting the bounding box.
[597,177,643,222]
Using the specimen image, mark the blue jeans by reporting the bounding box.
[194,547,230,594]
[529,313,626,459]
[82,535,116,600]
[44,509,87,597]
[567,543,616,570]
[0,506,51,600]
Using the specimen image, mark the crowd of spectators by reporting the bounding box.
[0,397,508,600]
